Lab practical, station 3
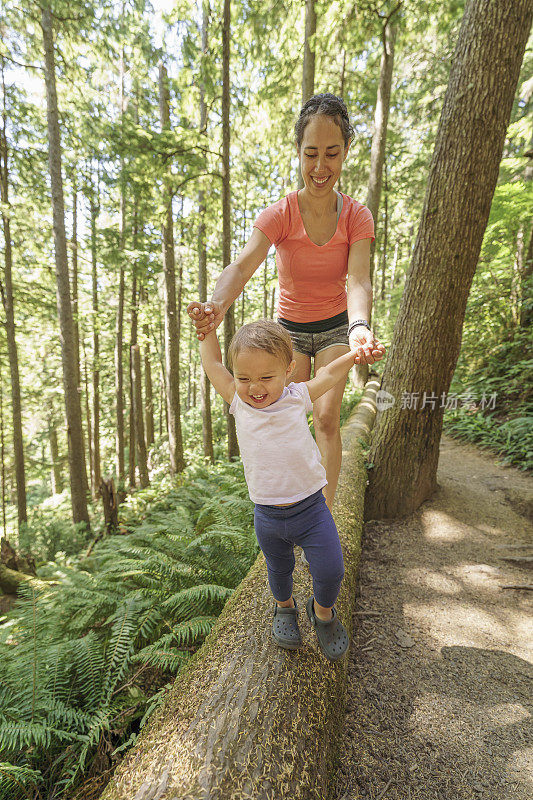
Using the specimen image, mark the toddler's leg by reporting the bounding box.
[299,494,345,612]
[254,507,296,604]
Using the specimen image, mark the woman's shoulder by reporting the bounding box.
[339,192,372,215]
[253,192,297,245]
[339,193,375,243]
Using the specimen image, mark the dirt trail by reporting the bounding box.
[335,433,533,800]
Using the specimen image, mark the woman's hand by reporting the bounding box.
[186,301,225,341]
[349,327,386,365]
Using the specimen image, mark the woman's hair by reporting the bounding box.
[228,320,293,371]
[294,93,354,148]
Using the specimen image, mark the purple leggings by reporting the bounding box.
[253,488,345,608]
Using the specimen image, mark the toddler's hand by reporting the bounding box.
[349,328,386,366]
[186,301,224,341]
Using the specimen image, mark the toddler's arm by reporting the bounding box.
[305,350,357,403]
[198,330,236,405]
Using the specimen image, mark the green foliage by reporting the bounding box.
[0,462,257,799]
[443,408,532,470]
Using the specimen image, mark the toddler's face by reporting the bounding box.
[233,348,295,408]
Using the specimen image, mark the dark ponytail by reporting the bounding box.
[294,93,354,148]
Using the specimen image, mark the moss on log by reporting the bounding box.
[99,379,380,800]
[0,563,42,595]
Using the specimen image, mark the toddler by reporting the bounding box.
[198,316,358,662]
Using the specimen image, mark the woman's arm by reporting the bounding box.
[346,238,386,365]
[188,227,272,340]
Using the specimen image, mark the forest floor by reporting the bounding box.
[333,433,532,800]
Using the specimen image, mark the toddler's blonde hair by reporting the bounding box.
[228,320,293,371]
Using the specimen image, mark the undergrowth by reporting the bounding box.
[0,460,257,800]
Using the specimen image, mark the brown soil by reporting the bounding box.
[334,433,533,800]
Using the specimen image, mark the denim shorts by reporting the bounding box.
[277,320,350,358]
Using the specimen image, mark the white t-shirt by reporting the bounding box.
[229,381,327,505]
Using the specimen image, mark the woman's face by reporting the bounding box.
[297,115,349,196]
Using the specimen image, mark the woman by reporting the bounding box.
[188,93,386,509]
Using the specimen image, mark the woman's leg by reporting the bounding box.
[290,349,312,383]
[312,344,351,510]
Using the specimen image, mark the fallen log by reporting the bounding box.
[0,563,51,595]
[99,378,380,800]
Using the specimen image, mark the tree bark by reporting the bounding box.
[0,75,27,528]
[100,477,119,535]
[298,0,316,190]
[40,7,90,529]
[159,63,185,474]
[49,421,62,494]
[81,332,94,498]
[116,199,126,483]
[353,15,397,389]
[90,182,101,497]
[519,131,533,330]
[365,0,533,521]
[143,323,155,447]
[221,0,239,460]
[132,344,149,488]
[99,380,380,800]
[365,19,397,273]
[116,52,126,485]
[129,270,138,488]
[380,159,388,301]
[70,174,90,500]
[198,2,215,462]
[71,175,80,386]
[0,379,6,533]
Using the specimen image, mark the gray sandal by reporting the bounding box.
[306,596,349,662]
[272,598,302,649]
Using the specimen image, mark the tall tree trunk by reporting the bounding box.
[520,222,533,330]
[0,66,27,528]
[70,174,90,500]
[198,4,214,463]
[143,325,154,447]
[129,270,138,488]
[519,131,533,330]
[40,7,89,528]
[221,0,238,459]
[132,345,149,488]
[159,63,185,474]
[90,182,101,497]
[0,378,6,533]
[116,198,126,483]
[365,18,397,271]
[302,0,316,104]
[298,0,316,190]
[71,176,80,385]
[49,422,62,495]
[380,159,388,301]
[365,0,533,521]
[354,15,398,389]
[115,48,126,485]
[81,332,94,498]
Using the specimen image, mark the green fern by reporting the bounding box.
[1,461,256,798]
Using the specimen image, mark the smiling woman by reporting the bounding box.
[188,92,386,510]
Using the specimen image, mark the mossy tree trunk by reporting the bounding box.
[297,0,316,190]
[0,74,27,528]
[99,380,380,800]
[41,6,90,529]
[159,62,185,474]
[365,0,533,521]
[221,0,238,460]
